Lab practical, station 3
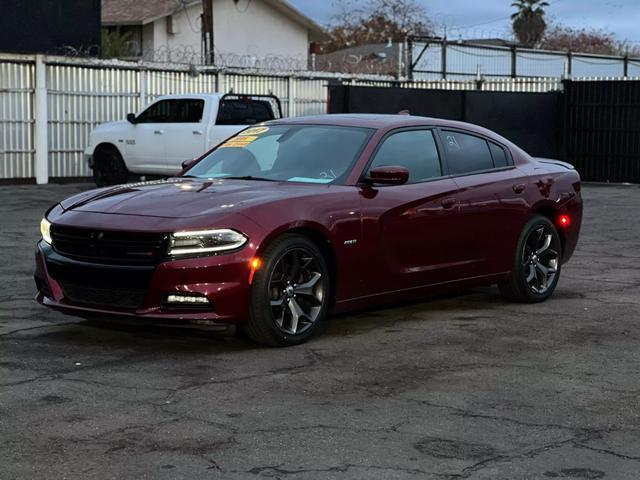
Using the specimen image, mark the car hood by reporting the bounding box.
[59,178,331,219]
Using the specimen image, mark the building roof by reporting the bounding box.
[101,0,328,40]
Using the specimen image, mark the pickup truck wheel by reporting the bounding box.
[93,147,129,187]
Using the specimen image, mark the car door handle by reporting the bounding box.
[154,130,164,135]
[512,183,526,194]
[441,197,457,209]
[192,130,203,135]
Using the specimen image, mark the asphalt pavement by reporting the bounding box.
[1,183,639,479]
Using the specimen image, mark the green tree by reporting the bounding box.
[511,0,549,47]
[100,27,134,59]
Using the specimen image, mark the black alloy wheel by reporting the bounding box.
[499,215,562,302]
[245,234,330,347]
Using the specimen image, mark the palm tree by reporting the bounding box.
[511,0,549,47]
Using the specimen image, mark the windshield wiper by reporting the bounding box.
[222,176,277,182]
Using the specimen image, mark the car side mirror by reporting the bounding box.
[367,166,409,185]
[126,113,138,124]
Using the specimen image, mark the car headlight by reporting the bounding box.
[168,228,247,255]
[40,218,52,244]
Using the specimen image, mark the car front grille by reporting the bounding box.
[51,226,167,265]
[45,255,155,310]
[60,282,146,309]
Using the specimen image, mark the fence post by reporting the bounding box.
[287,75,296,117]
[407,37,413,80]
[139,69,148,109]
[623,55,629,77]
[34,54,48,184]
[475,64,484,90]
[217,70,226,93]
[511,46,517,78]
[441,38,448,80]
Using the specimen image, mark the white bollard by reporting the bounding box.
[34,55,48,184]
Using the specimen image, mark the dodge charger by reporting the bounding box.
[35,114,583,346]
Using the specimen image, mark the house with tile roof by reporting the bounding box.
[101,0,327,67]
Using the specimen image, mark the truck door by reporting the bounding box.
[162,98,207,173]
[122,99,171,174]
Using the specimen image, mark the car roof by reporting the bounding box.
[268,114,521,150]
[269,113,480,131]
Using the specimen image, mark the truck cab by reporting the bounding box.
[85,93,282,186]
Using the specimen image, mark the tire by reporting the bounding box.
[499,214,562,303]
[92,146,129,187]
[244,234,331,347]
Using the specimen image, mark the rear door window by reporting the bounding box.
[441,130,494,175]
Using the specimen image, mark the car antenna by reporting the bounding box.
[398,110,410,115]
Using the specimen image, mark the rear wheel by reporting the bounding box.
[499,215,562,303]
[244,234,330,347]
[93,146,129,187]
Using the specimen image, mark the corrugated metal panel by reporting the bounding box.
[293,78,327,116]
[47,64,140,177]
[145,70,217,105]
[2,54,638,180]
[0,61,34,179]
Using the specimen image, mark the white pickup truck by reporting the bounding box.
[84,93,282,186]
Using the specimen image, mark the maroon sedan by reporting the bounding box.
[35,114,582,346]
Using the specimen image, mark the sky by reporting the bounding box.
[287,0,640,45]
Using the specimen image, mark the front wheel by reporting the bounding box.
[499,215,562,303]
[244,234,331,347]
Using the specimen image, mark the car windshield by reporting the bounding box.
[185,124,373,184]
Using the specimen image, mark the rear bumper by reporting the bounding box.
[34,241,252,324]
[558,192,583,263]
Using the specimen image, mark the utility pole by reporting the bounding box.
[202,0,214,65]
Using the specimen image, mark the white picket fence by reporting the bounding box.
[0,52,616,182]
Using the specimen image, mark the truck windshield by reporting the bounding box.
[185,125,373,184]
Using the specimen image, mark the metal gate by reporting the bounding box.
[329,81,640,183]
[328,84,562,159]
[563,80,640,183]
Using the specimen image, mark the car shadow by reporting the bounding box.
[35,286,503,351]
[321,286,503,338]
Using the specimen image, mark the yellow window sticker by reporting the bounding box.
[238,126,269,136]
[219,135,258,148]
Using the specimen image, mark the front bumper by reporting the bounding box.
[34,241,253,324]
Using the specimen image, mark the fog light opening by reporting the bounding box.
[166,293,211,305]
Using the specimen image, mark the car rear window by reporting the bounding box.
[136,99,204,123]
[216,99,275,125]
